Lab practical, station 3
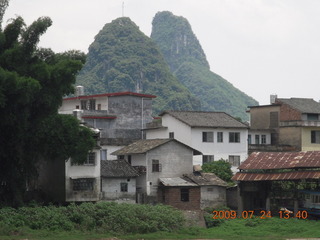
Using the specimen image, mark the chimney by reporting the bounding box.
[270,94,277,104]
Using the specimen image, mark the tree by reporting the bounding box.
[0,0,9,28]
[202,160,233,183]
[0,14,95,206]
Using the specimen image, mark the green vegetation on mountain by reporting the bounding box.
[76,17,201,114]
[151,11,258,120]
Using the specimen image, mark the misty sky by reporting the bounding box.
[3,0,320,105]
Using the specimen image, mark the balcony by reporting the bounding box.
[280,120,320,127]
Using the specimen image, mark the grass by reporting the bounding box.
[1,217,320,240]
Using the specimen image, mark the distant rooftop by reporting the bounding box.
[160,111,248,128]
[276,98,320,114]
[63,91,156,101]
[101,159,139,178]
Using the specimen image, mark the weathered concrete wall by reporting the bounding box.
[65,177,100,202]
[277,102,301,121]
[249,105,280,129]
[200,186,226,209]
[101,178,136,203]
[146,141,194,197]
[279,127,301,150]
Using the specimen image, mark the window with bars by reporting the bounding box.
[72,178,94,191]
[120,182,128,192]
[202,132,213,142]
[261,135,266,144]
[255,135,260,144]
[311,131,320,144]
[152,159,161,172]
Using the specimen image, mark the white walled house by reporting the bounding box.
[100,159,139,203]
[111,139,202,204]
[145,111,249,170]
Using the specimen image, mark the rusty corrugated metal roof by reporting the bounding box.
[239,151,320,170]
[232,171,320,181]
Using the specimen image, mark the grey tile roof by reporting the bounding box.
[111,139,202,155]
[160,111,248,128]
[277,98,320,114]
[101,160,139,177]
[184,172,228,187]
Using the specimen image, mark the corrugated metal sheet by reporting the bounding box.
[239,151,320,170]
[232,171,320,181]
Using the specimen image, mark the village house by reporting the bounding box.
[248,95,320,152]
[59,87,156,160]
[144,111,249,171]
[111,138,202,205]
[100,159,139,203]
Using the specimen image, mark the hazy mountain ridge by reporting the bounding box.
[151,11,258,120]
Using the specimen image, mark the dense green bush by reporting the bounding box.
[0,202,185,234]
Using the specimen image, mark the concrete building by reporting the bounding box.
[145,111,249,171]
[111,138,202,204]
[248,96,320,152]
[100,159,139,203]
[59,91,156,160]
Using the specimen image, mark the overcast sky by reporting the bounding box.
[3,0,320,105]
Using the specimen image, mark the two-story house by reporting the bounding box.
[144,111,249,170]
[59,88,156,160]
[111,138,202,205]
[248,96,320,152]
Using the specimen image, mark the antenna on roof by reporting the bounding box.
[122,1,125,17]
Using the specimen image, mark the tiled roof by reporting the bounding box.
[159,111,248,128]
[111,139,202,155]
[184,173,228,187]
[101,160,139,177]
[276,98,320,114]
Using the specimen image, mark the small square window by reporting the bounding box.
[229,132,240,143]
[217,132,223,143]
[228,155,240,167]
[203,155,214,164]
[169,132,174,139]
[203,132,213,142]
[152,160,161,172]
[120,183,128,192]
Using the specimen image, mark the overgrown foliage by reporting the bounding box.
[151,11,258,120]
[202,160,233,183]
[0,12,95,206]
[76,17,201,114]
[0,202,185,235]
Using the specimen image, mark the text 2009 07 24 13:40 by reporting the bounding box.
[212,210,308,219]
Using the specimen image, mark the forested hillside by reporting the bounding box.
[151,11,258,120]
[76,17,201,114]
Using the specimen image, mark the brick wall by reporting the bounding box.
[159,187,200,210]
[277,101,301,121]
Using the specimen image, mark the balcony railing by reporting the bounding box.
[280,120,320,127]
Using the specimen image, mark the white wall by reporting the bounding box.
[161,115,192,145]
[248,130,271,145]
[58,96,109,114]
[101,177,136,203]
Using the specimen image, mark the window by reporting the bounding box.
[229,155,240,167]
[86,152,96,165]
[89,99,96,110]
[169,132,174,139]
[229,132,240,143]
[203,155,214,164]
[202,132,213,142]
[217,132,223,143]
[261,135,266,144]
[311,131,320,144]
[97,104,101,110]
[120,182,128,192]
[100,149,107,161]
[81,100,87,110]
[248,134,252,144]
[152,159,161,172]
[255,135,260,144]
[118,155,125,160]
[76,105,79,109]
[128,155,132,165]
[73,178,94,191]
[180,188,189,202]
[307,114,319,121]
